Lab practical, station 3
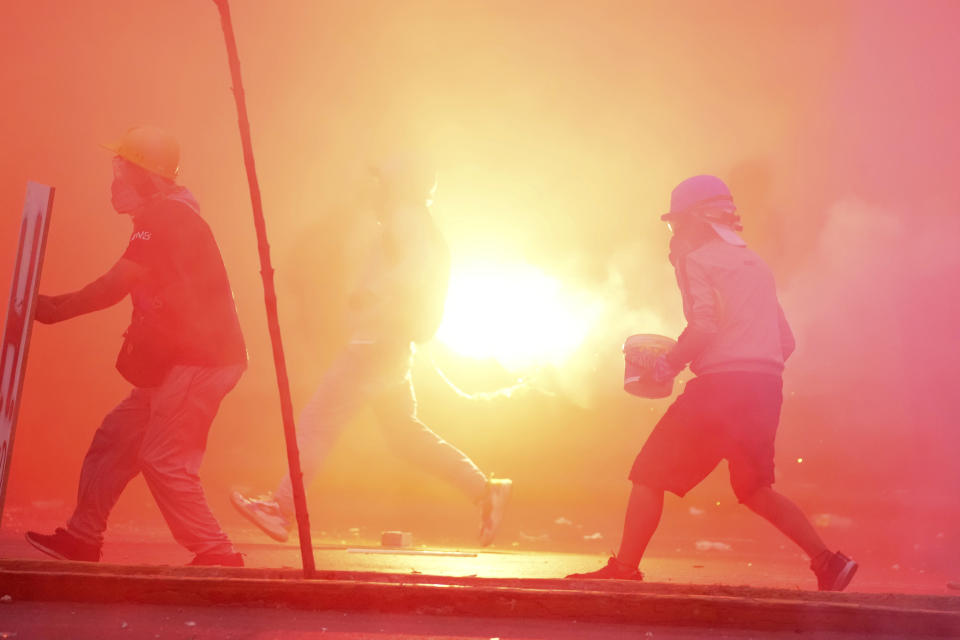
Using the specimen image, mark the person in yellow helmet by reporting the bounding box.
[567,175,857,591]
[24,126,248,567]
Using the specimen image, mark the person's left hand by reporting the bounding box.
[34,294,62,324]
[652,354,682,384]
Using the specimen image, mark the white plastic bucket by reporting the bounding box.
[623,334,677,399]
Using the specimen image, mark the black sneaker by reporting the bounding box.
[25,528,101,562]
[565,556,644,580]
[188,551,244,567]
[812,550,858,591]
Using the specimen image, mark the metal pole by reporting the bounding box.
[212,0,315,578]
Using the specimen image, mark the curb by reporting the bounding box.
[1,563,958,636]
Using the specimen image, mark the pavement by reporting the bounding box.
[2,528,960,637]
[0,601,951,640]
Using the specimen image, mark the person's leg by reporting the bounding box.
[726,373,856,591]
[616,482,665,568]
[739,484,856,591]
[725,374,826,560]
[741,486,827,559]
[623,381,721,567]
[371,367,511,545]
[233,344,388,542]
[567,381,721,579]
[272,345,376,514]
[65,390,151,547]
[138,365,243,556]
[371,375,488,502]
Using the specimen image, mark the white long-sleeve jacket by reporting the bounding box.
[348,204,449,345]
[674,238,794,377]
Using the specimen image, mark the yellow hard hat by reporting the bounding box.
[102,125,180,181]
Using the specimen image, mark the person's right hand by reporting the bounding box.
[652,354,682,384]
[34,294,61,324]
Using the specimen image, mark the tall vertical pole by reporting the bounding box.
[212,0,315,578]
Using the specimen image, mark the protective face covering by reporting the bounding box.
[110,177,143,214]
[111,156,155,214]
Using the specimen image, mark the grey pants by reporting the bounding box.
[274,342,487,514]
[67,364,244,555]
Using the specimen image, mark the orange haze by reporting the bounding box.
[1,1,958,579]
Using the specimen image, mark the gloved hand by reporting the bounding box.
[652,354,682,384]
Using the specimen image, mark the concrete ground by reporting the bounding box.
[2,522,960,638]
[1,522,953,595]
[0,600,948,640]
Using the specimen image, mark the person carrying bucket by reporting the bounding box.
[230,152,512,547]
[566,174,858,591]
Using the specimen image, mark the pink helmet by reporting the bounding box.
[661,175,745,246]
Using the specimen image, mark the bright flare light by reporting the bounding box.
[436,261,596,371]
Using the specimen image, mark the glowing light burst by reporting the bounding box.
[436,261,596,371]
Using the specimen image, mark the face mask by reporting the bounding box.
[111,176,144,214]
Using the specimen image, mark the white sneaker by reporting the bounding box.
[230,491,291,542]
[479,478,512,547]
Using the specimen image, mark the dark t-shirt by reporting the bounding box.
[121,191,246,367]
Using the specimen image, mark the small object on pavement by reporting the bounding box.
[623,334,678,398]
[381,531,413,547]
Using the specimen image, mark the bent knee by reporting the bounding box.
[631,480,662,493]
[137,448,202,479]
[736,483,773,507]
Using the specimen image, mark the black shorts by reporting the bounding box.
[629,372,782,502]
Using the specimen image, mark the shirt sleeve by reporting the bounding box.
[680,254,721,335]
[121,218,162,270]
[665,253,721,368]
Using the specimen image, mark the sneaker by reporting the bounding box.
[812,550,858,591]
[566,556,644,580]
[230,491,291,542]
[188,551,244,567]
[25,528,101,562]
[479,478,512,547]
